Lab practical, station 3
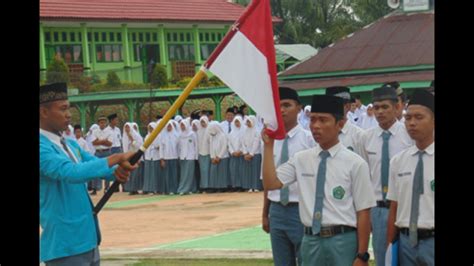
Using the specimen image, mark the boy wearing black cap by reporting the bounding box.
[325,86,365,156]
[40,83,137,265]
[262,94,375,266]
[359,84,414,266]
[261,87,316,266]
[386,90,434,265]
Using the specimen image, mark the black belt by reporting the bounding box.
[270,200,299,207]
[400,228,435,239]
[304,225,356,237]
[376,200,391,208]
[95,148,111,152]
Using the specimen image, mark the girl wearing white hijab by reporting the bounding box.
[85,124,99,155]
[241,115,262,192]
[142,122,161,194]
[208,121,229,192]
[122,122,144,195]
[159,120,179,194]
[357,103,378,130]
[62,124,75,140]
[197,116,211,192]
[177,120,198,195]
[298,105,311,130]
[228,116,244,191]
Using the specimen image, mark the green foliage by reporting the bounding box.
[270,0,391,49]
[176,77,193,89]
[46,57,70,84]
[106,71,121,87]
[74,76,93,93]
[208,76,225,87]
[150,64,168,88]
[91,73,102,84]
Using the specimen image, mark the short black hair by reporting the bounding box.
[354,95,361,100]
[73,124,82,131]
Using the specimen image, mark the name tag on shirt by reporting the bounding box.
[397,172,412,177]
[302,173,314,178]
[367,151,377,155]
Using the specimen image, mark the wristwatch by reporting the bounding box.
[356,252,370,262]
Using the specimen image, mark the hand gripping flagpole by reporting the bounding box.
[93,68,207,215]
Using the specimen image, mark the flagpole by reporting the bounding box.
[93,68,208,215]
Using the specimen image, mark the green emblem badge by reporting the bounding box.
[333,186,345,200]
[347,146,354,152]
[188,139,192,143]
[430,180,434,192]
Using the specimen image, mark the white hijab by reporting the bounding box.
[228,116,243,153]
[122,122,143,153]
[208,121,228,159]
[197,116,210,155]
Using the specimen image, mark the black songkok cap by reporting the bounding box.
[40,82,68,104]
[372,85,398,102]
[107,113,118,120]
[383,81,403,96]
[310,95,344,117]
[279,86,300,103]
[325,86,351,102]
[408,89,434,113]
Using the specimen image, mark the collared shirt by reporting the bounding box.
[360,121,414,201]
[107,125,122,148]
[339,120,365,156]
[387,143,434,229]
[220,120,232,134]
[263,124,316,203]
[91,127,114,150]
[276,142,376,227]
[40,129,79,162]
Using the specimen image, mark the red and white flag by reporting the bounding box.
[203,0,286,139]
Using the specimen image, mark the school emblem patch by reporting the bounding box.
[188,139,192,143]
[333,186,345,200]
[430,180,434,192]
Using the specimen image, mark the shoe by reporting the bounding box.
[179,192,185,196]
[254,189,260,192]
[248,189,253,193]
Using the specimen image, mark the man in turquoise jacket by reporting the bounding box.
[40,82,137,265]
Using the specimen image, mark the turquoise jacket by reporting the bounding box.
[40,133,116,262]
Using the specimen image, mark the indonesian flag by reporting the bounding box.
[203,0,286,140]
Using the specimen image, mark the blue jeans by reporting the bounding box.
[301,230,357,266]
[399,233,434,266]
[269,202,304,266]
[371,206,389,266]
[45,247,100,266]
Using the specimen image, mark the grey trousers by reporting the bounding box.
[45,247,100,266]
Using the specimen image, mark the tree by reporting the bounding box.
[106,71,121,87]
[350,0,392,26]
[150,64,168,88]
[46,56,70,84]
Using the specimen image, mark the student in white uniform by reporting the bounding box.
[159,120,179,195]
[142,122,160,194]
[383,81,408,123]
[242,115,262,192]
[73,124,91,154]
[86,124,99,155]
[122,122,144,195]
[262,87,316,266]
[326,86,365,156]
[177,120,198,195]
[191,119,201,191]
[359,85,414,266]
[62,124,75,141]
[105,113,123,192]
[297,105,311,131]
[90,116,114,195]
[354,95,368,121]
[262,94,376,266]
[197,116,211,193]
[387,90,434,266]
[358,104,378,130]
[228,116,244,192]
[220,107,235,134]
[208,121,229,192]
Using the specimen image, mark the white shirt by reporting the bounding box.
[107,125,122,148]
[91,127,114,150]
[40,129,79,163]
[387,143,434,229]
[220,120,233,134]
[178,132,198,160]
[159,131,179,160]
[75,137,92,155]
[277,142,376,227]
[360,121,414,201]
[346,111,358,125]
[339,120,365,156]
[358,113,378,130]
[264,124,316,203]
